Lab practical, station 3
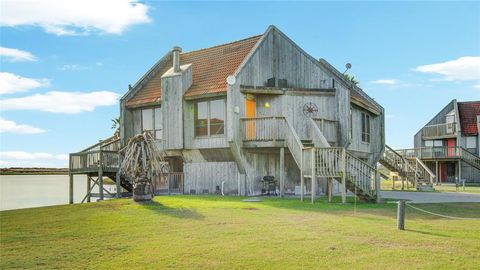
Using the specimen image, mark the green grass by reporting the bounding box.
[381,179,480,194]
[1,196,480,269]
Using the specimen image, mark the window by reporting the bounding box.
[141,107,162,139]
[434,140,443,147]
[466,136,477,149]
[425,140,433,147]
[194,99,225,137]
[361,112,370,143]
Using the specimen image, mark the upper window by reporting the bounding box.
[361,112,370,143]
[142,107,162,140]
[425,140,433,147]
[194,99,225,137]
[466,136,477,149]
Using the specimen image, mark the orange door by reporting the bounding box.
[245,95,256,140]
[447,139,456,157]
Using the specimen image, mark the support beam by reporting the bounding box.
[328,178,333,203]
[341,149,346,204]
[87,176,91,202]
[279,147,285,198]
[458,160,462,181]
[311,148,316,204]
[300,155,304,201]
[115,173,121,198]
[69,173,74,204]
[98,150,104,201]
[375,171,381,203]
[435,161,439,185]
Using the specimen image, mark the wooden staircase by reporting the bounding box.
[379,145,435,188]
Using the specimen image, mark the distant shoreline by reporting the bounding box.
[0,168,68,175]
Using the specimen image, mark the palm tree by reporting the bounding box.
[111,117,120,138]
[344,74,359,86]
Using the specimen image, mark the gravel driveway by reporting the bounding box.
[381,191,480,203]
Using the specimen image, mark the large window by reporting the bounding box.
[361,112,370,143]
[194,99,225,137]
[142,107,162,139]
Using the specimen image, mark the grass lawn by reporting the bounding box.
[1,196,480,269]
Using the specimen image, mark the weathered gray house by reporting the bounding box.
[397,100,480,183]
[70,26,393,203]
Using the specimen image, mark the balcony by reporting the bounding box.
[421,122,457,139]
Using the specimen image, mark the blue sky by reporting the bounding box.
[0,1,479,167]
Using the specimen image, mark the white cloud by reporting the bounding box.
[0,72,50,95]
[0,0,151,36]
[0,46,37,62]
[371,79,398,85]
[0,151,68,168]
[414,56,480,81]
[96,62,103,67]
[385,114,395,118]
[0,118,46,134]
[474,84,480,89]
[0,91,119,113]
[58,64,90,71]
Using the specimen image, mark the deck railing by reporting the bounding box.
[69,150,119,173]
[312,118,338,143]
[396,146,480,169]
[421,122,457,138]
[240,116,286,142]
[407,158,436,184]
[345,152,377,197]
[314,147,377,198]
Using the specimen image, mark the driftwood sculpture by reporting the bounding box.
[119,132,169,201]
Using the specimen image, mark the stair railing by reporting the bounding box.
[284,117,305,168]
[459,147,480,170]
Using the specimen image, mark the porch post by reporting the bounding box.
[300,154,304,202]
[435,161,439,185]
[98,150,104,201]
[458,160,462,181]
[341,148,346,204]
[115,172,121,198]
[69,173,74,204]
[279,147,285,198]
[87,176,91,202]
[311,148,315,204]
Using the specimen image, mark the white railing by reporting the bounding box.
[69,150,119,173]
[240,116,286,142]
[312,118,338,143]
[422,122,457,138]
[381,145,408,173]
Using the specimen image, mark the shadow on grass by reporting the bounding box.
[136,200,204,220]
[405,229,451,238]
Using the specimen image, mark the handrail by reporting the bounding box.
[307,118,330,147]
[69,150,120,172]
[79,135,119,153]
[284,117,305,168]
[312,117,338,143]
[414,157,436,183]
[240,116,286,142]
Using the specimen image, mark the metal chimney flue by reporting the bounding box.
[172,46,182,73]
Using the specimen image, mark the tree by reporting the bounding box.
[111,117,120,138]
[344,74,359,86]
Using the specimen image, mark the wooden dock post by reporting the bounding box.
[279,147,285,198]
[69,173,74,204]
[397,200,405,230]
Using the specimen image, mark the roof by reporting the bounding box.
[457,101,480,136]
[126,35,261,107]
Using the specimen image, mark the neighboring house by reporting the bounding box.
[69,25,387,203]
[398,100,480,183]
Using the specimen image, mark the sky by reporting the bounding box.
[0,0,479,167]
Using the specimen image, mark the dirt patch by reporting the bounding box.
[243,207,259,211]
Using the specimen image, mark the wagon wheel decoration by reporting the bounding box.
[303,102,318,117]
